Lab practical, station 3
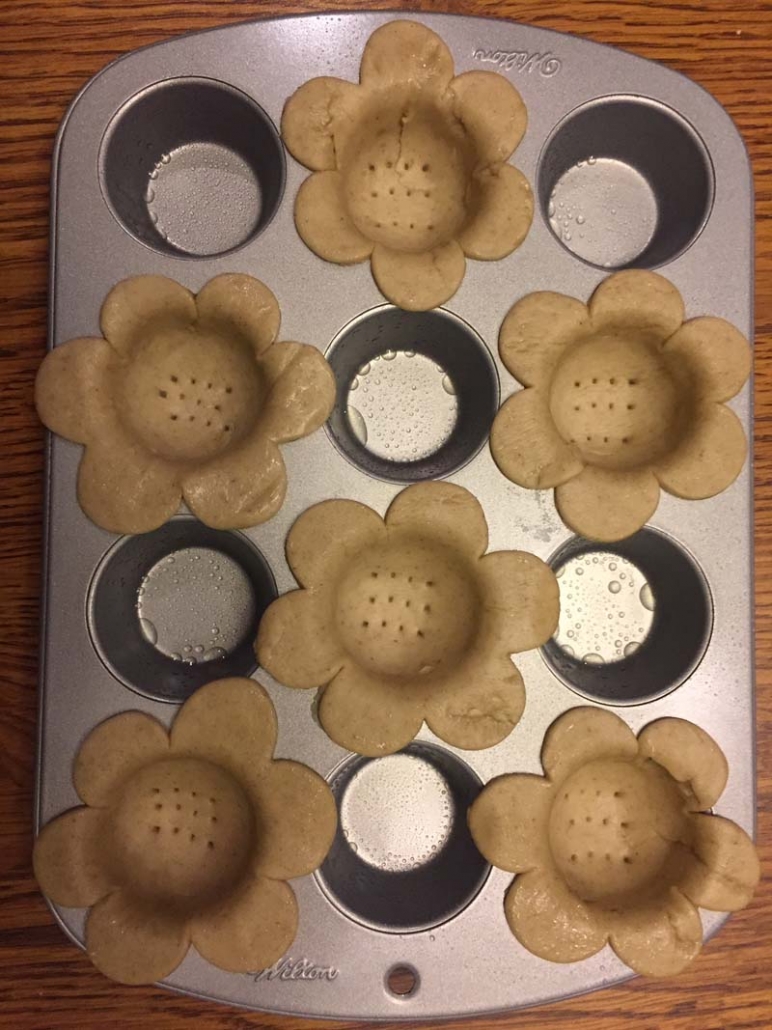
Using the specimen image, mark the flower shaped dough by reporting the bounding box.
[33,678,337,985]
[490,270,751,541]
[35,274,336,533]
[469,708,760,977]
[282,19,533,311]
[257,482,559,756]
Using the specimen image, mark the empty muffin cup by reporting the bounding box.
[100,77,285,257]
[325,306,499,482]
[541,528,712,704]
[538,96,713,269]
[88,517,277,702]
[317,743,489,933]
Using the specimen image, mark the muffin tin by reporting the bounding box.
[38,11,754,1021]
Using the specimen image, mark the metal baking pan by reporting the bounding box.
[38,10,754,1021]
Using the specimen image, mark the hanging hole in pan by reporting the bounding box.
[100,77,285,257]
[88,517,277,702]
[386,964,419,998]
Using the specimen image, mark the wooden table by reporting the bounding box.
[1,1,770,1028]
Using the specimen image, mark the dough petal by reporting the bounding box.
[499,292,590,386]
[425,654,525,750]
[191,877,298,974]
[468,775,554,872]
[555,465,660,542]
[74,711,170,807]
[182,433,286,530]
[86,890,190,985]
[679,814,760,911]
[637,718,728,811]
[256,588,345,689]
[542,707,638,785]
[478,550,560,653]
[258,341,336,444]
[458,164,533,260]
[505,868,607,962]
[360,21,454,90]
[171,677,278,777]
[491,387,584,489]
[663,317,751,402]
[589,270,684,343]
[100,276,196,356]
[653,403,747,500]
[449,71,527,162]
[371,240,465,311]
[35,337,116,444]
[609,890,703,977]
[318,663,423,757]
[385,481,488,558]
[33,807,113,908]
[281,76,361,171]
[196,274,280,356]
[295,171,374,264]
[250,760,337,879]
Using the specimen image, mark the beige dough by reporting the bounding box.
[35,273,336,533]
[469,708,760,977]
[33,677,337,985]
[256,481,559,755]
[282,20,533,310]
[491,270,751,541]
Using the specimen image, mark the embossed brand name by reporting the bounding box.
[251,956,339,982]
[472,48,562,77]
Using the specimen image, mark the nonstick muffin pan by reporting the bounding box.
[38,11,754,1020]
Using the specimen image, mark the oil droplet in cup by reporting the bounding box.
[640,583,655,610]
[583,653,604,665]
[139,618,158,645]
[347,405,368,446]
[624,641,642,657]
[608,580,621,594]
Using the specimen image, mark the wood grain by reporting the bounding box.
[0,1,770,1028]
